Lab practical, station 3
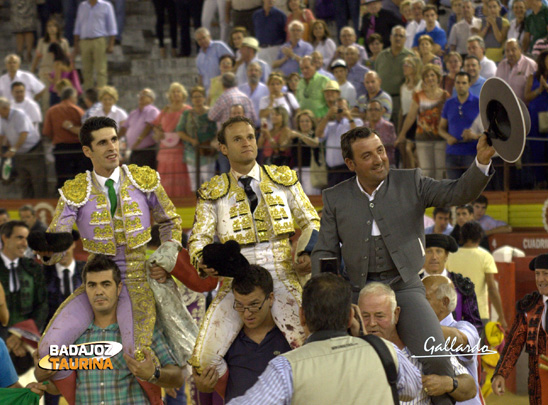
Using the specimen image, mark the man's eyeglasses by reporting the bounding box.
[233,296,269,313]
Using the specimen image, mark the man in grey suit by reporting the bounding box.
[311,126,494,404]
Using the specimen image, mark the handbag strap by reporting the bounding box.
[359,334,400,405]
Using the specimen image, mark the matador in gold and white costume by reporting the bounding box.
[188,163,320,374]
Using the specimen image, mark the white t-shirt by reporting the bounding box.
[258,93,300,128]
[12,98,42,131]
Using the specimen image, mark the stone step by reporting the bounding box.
[131,58,199,75]
[125,0,154,15]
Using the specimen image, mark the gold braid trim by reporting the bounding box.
[124,164,160,193]
[197,173,230,201]
[59,172,92,207]
[263,165,298,187]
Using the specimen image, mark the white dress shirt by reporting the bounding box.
[55,260,76,295]
[1,252,20,292]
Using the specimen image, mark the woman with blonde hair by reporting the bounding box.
[397,64,450,179]
[290,109,321,194]
[398,55,422,168]
[90,85,128,127]
[152,82,192,197]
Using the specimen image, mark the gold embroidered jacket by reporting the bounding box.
[188,165,320,268]
[46,164,182,263]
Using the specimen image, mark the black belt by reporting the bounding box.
[28,140,42,152]
[367,269,400,282]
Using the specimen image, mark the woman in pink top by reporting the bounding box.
[152,82,192,197]
[286,0,315,42]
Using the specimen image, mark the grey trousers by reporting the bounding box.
[13,142,48,199]
[385,275,456,405]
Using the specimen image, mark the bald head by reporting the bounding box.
[423,275,457,321]
[364,71,381,95]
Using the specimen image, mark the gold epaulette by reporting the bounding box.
[59,172,91,207]
[197,174,230,200]
[263,165,298,187]
[124,164,160,192]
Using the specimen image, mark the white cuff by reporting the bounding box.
[475,157,491,176]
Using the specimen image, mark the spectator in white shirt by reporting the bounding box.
[10,82,42,132]
[467,35,497,78]
[0,55,45,102]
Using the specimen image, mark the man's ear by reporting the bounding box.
[442,296,450,309]
[117,282,123,297]
[394,306,401,325]
[219,143,228,157]
[82,145,92,159]
[344,157,356,173]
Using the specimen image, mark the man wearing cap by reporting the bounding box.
[492,253,548,404]
[235,37,271,86]
[296,56,330,118]
[374,25,414,126]
[272,20,313,76]
[331,59,357,107]
[360,0,403,47]
[422,233,483,334]
[316,97,363,187]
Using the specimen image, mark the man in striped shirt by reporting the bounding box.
[358,282,479,404]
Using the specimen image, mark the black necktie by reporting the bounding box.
[240,177,258,213]
[9,262,19,293]
[63,269,71,299]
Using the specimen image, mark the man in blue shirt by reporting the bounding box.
[412,5,447,53]
[192,265,291,403]
[253,0,287,66]
[73,0,118,90]
[272,21,314,76]
[238,62,269,127]
[195,27,234,92]
[440,71,480,179]
[425,207,454,235]
[453,56,486,98]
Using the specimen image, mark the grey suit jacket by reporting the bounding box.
[311,163,493,287]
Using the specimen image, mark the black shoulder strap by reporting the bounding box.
[360,334,400,405]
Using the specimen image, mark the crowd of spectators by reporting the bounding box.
[1,0,548,202]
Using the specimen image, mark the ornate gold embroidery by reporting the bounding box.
[263,165,298,186]
[60,172,91,207]
[229,206,238,218]
[127,228,151,250]
[234,188,246,202]
[260,183,273,194]
[120,188,131,201]
[115,231,126,245]
[82,238,116,255]
[197,174,230,200]
[124,247,157,366]
[125,164,160,192]
[94,227,114,240]
[114,219,124,231]
[126,217,144,233]
[95,195,107,209]
[90,211,111,225]
[274,221,294,235]
[123,202,143,217]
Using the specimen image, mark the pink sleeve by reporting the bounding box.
[144,107,160,124]
[152,111,163,127]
